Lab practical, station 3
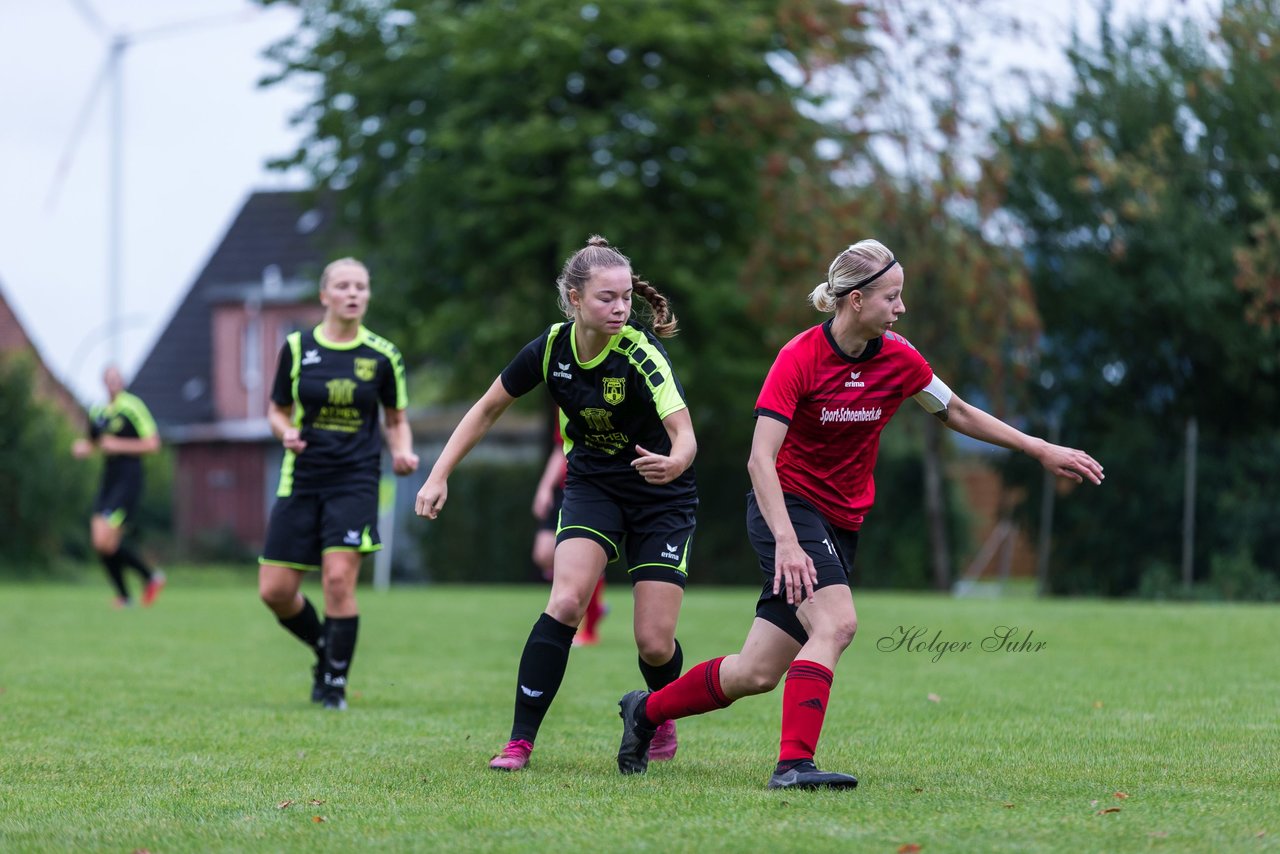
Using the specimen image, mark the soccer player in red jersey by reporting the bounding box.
[617,239,1104,789]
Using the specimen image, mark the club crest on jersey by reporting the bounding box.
[602,377,626,406]
[354,357,377,382]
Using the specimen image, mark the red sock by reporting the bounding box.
[642,656,731,725]
[778,660,833,762]
[583,578,605,635]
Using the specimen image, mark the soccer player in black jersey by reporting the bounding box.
[416,235,697,771]
[71,366,164,607]
[257,258,419,711]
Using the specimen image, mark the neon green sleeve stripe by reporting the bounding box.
[361,328,410,409]
[277,331,303,498]
[117,393,158,438]
[287,331,303,426]
[540,323,565,383]
[620,328,687,420]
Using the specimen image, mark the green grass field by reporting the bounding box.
[1,572,1275,853]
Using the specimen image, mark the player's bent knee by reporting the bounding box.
[545,591,588,626]
[634,634,675,664]
[740,667,783,696]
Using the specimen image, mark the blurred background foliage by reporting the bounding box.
[216,0,1278,597]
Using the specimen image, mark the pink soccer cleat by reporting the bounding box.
[141,570,166,607]
[648,719,678,761]
[488,739,533,771]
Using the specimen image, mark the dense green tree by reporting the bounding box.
[258,0,880,571]
[0,354,95,572]
[993,1,1280,593]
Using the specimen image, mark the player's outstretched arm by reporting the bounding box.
[415,377,516,519]
[942,394,1104,485]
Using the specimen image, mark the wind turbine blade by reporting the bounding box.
[130,9,260,43]
[67,0,109,38]
[45,52,114,212]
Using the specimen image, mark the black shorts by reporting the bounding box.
[93,472,142,528]
[537,485,565,533]
[259,485,381,571]
[556,476,696,587]
[747,490,859,645]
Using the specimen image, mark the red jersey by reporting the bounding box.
[754,322,933,530]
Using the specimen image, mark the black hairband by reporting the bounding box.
[850,257,899,291]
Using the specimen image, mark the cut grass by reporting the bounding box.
[1,575,1276,852]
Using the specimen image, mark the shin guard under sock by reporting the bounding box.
[642,656,732,726]
[510,613,577,743]
[778,660,834,763]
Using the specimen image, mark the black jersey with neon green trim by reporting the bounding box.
[270,324,408,495]
[500,320,695,503]
[89,391,157,484]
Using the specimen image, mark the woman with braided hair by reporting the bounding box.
[417,235,698,771]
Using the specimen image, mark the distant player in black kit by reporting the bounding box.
[416,235,696,771]
[616,239,1104,788]
[72,365,164,607]
[258,257,419,710]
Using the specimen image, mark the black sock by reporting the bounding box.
[323,615,359,692]
[100,552,128,598]
[510,613,577,743]
[639,638,683,691]
[278,597,324,655]
[114,543,153,582]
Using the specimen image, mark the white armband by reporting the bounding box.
[912,375,954,414]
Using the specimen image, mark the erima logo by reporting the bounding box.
[302,349,322,365]
[344,529,360,545]
[552,361,573,380]
[844,370,865,388]
[661,543,681,560]
[520,685,544,698]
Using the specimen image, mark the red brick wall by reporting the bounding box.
[174,442,269,552]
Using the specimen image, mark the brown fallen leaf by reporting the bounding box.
[1003,803,1015,808]
[1114,791,1129,799]
[312,816,326,823]
[1093,700,1104,709]
[898,845,922,853]
[927,693,941,703]
[309,799,325,806]
[1257,831,1267,838]
[1097,807,1121,815]
[277,800,294,810]
[913,788,923,793]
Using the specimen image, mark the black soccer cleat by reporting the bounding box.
[767,760,858,790]
[617,690,656,775]
[320,688,347,711]
[311,663,325,704]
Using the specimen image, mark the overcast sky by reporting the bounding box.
[0,0,1216,405]
[0,0,308,404]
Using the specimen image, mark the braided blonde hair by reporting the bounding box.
[556,235,678,337]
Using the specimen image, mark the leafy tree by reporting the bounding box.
[0,353,95,572]
[258,0,880,570]
[993,1,1280,592]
